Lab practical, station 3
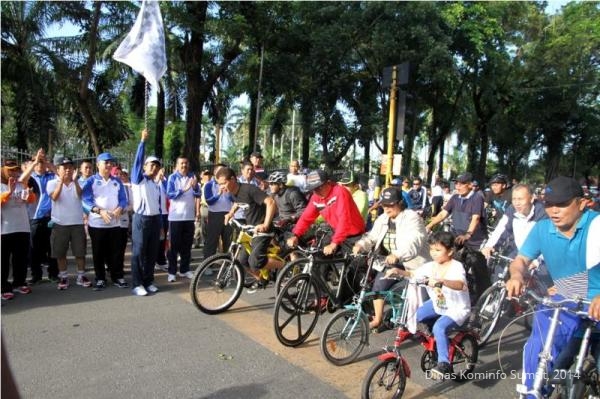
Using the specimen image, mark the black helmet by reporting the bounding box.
[267,171,287,184]
[489,174,508,184]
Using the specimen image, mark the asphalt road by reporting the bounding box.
[1,245,530,399]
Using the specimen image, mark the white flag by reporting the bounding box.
[113,0,167,88]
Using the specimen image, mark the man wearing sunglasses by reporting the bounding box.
[506,176,600,395]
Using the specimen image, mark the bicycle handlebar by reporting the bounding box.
[490,253,514,263]
[525,289,593,319]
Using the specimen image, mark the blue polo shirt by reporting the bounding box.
[519,209,600,299]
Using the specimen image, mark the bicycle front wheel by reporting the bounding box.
[273,273,321,347]
[473,284,505,347]
[361,358,406,399]
[189,254,244,315]
[320,309,369,366]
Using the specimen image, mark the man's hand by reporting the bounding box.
[99,209,112,224]
[455,233,470,246]
[112,207,123,219]
[323,242,337,256]
[286,235,299,248]
[505,276,525,299]
[481,247,494,259]
[352,244,362,255]
[589,295,600,320]
[141,129,149,142]
[255,223,269,233]
[385,254,398,265]
[224,213,233,225]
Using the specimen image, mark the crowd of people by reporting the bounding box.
[2,139,600,386]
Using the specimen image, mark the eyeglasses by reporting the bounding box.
[412,182,421,186]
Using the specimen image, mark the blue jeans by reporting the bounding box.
[416,300,459,364]
[131,214,161,287]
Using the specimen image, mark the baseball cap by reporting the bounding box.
[543,176,584,205]
[144,156,161,166]
[96,152,115,162]
[489,174,508,184]
[390,177,402,186]
[305,169,328,191]
[2,159,19,170]
[380,187,403,205]
[453,172,473,184]
[55,156,74,166]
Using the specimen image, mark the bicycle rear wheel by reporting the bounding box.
[473,284,505,347]
[189,254,243,315]
[361,358,406,399]
[320,309,369,366]
[452,334,479,380]
[273,273,321,347]
[275,258,310,296]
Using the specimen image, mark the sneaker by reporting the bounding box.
[146,284,159,293]
[132,286,148,296]
[167,274,176,282]
[177,271,194,279]
[430,362,454,380]
[93,280,106,291]
[14,285,32,294]
[57,277,69,290]
[76,275,92,288]
[155,263,168,272]
[113,279,129,288]
[2,292,15,300]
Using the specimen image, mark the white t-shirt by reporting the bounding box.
[46,179,84,226]
[413,259,471,325]
[1,182,31,234]
[287,173,306,192]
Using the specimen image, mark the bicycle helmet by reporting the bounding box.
[489,174,508,184]
[267,171,287,184]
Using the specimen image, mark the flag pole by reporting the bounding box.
[145,80,150,131]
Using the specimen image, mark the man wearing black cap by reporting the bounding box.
[484,173,512,223]
[46,157,90,289]
[506,176,600,393]
[287,169,365,256]
[426,172,490,301]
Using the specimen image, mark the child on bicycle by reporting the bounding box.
[385,231,471,379]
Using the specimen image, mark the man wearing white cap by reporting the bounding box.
[129,129,163,296]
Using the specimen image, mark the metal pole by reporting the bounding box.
[385,66,398,188]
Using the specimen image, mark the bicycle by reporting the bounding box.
[319,253,408,366]
[273,244,359,347]
[361,279,479,398]
[472,253,539,347]
[189,218,292,314]
[515,291,599,399]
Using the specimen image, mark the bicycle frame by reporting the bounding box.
[516,291,592,399]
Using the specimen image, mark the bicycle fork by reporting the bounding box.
[517,307,562,399]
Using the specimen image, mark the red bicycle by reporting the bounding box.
[361,280,479,398]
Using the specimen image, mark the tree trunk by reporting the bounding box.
[77,1,102,156]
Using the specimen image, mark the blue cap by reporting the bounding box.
[391,178,402,186]
[96,152,115,162]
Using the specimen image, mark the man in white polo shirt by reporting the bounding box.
[166,157,200,282]
[82,152,128,291]
[129,129,163,296]
[47,156,90,289]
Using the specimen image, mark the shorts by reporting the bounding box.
[51,224,87,258]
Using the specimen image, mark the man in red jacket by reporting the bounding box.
[287,169,365,255]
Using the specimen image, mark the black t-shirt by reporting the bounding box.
[232,183,268,226]
[274,186,307,220]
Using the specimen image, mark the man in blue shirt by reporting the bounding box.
[506,176,600,395]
